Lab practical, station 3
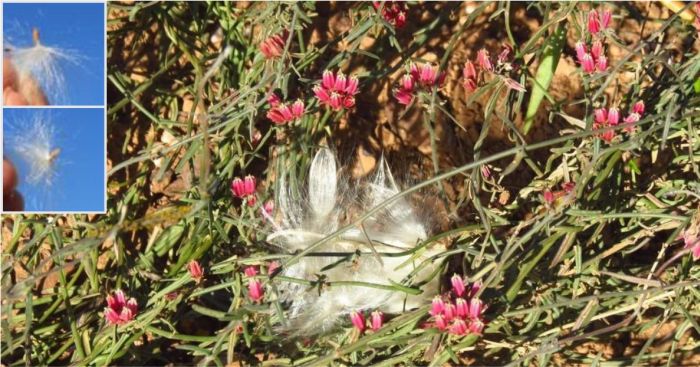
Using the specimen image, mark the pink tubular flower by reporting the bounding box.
[588,10,601,35]
[370,311,384,331]
[468,298,485,319]
[373,1,408,28]
[314,70,359,111]
[632,101,645,115]
[594,108,607,124]
[476,49,493,72]
[443,302,456,322]
[463,60,477,81]
[268,93,281,107]
[468,319,485,334]
[244,175,256,195]
[434,314,448,330]
[596,56,608,72]
[430,296,445,316]
[591,41,604,60]
[455,298,468,318]
[449,319,468,335]
[105,290,138,326]
[581,53,596,73]
[451,274,466,297]
[463,61,479,93]
[607,108,620,125]
[248,279,264,302]
[394,89,414,105]
[260,31,289,59]
[188,260,204,283]
[350,310,366,332]
[244,266,258,277]
[575,42,587,64]
[231,178,245,198]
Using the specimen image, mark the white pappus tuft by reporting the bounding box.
[267,148,443,335]
[7,112,63,188]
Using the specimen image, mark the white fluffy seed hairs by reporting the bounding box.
[266,148,443,335]
[8,113,62,188]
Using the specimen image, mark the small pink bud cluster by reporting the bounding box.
[260,31,290,59]
[682,230,700,260]
[428,275,486,336]
[577,8,612,74]
[593,106,620,143]
[575,40,607,74]
[266,93,305,125]
[104,290,138,326]
[313,70,359,111]
[593,101,644,143]
[244,266,264,302]
[587,8,612,35]
[231,175,257,207]
[350,310,384,333]
[393,63,445,105]
[188,260,204,284]
[463,45,523,93]
[373,1,407,28]
[543,182,576,206]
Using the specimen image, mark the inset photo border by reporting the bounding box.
[3,2,106,107]
[2,107,106,213]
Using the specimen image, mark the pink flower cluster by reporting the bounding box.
[394,63,445,105]
[587,8,612,36]
[593,101,644,143]
[260,31,290,59]
[350,310,384,333]
[463,46,523,93]
[373,1,407,28]
[313,70,359,111]
[244,266,264,302]
[188,260,204,284]
[266,93,305,125]
[428,275,486,336]
[576,8,612,74]
[575,40,607,74]
[243,262,280,303]
[231,175,257,206]
[104,290,138,326]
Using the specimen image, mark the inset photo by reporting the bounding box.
[3,2,105,106]
[2,108,105,212]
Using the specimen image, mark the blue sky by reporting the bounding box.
[3,108,105,212]
[4,3,105,105]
